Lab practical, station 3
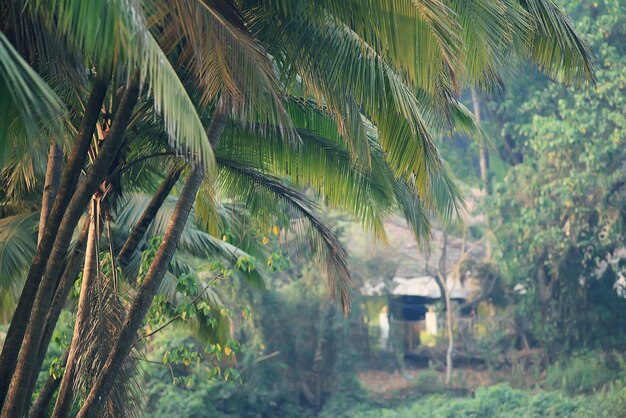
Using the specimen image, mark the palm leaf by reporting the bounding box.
[517,0,594,85]
[0,31,66,158]
[218,122,396,240]
[113,192,265,287]
[27,0,216,169]
[0,212,38,293]
[148,0,293,135]
[217,159,352,315]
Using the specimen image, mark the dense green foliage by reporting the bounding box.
[0,0,618,416]
[487,0,626,355]
[341,383,626,418]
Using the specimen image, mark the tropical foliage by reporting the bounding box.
[0,0,595,417]
[487,0,626,356]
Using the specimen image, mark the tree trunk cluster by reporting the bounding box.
[0,75,226,418]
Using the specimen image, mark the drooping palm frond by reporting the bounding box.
[393,180,432,248]
[0,126,52,201]
[424,160,466,230]
[0,31,66,155]
[147,0,293,136]
[447,0,524,89]
[252,12,447,186]
[217,159,351,315]
[76,266,142,418]
[517,0,594,85]
[254,0,462,95]
[218,123,396,240]
[0,212,38,293]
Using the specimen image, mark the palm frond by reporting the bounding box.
[113,192,264,286]
[217,159,351,315]
[27,0,216,169]
[0,31,66,155]
[253,12,446,184]
[76,269,142,418]
[393,180,432,247]
[255,0,462,94]
[0,212,38,294]
[517,0,594,85]
[148,0,293,136]
[0,126,52,201]
[218,122,396,240]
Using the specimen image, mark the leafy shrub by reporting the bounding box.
[413,369,443,393]
[334,382,626,418]
[544,351,622,395]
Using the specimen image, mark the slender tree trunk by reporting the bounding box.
[433,232,453,386]
[117,167,181,270]
[76,106,227,418]
[0,76,110,409]
[38,143,63,244]
[27,165,174,406]
[443,275,454,386]
[52,200,100,418]
[23,221,90,414]
[471,89,489,195]
[1,73,138,418]
[471,88,492,259]
[76,165,205,418]
[27,349,67,418]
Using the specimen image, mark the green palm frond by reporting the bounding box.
[148,0,293,135]
[393,180,432,247]
[446,99,485,139]
[256,0,462,94]
[0,31,66,155]
[27,0,216,169]
[0,212,38,293]
[517,0,594,85]
[252,12,445,184]
[426,160,466,229]
[218,123,396,240]
[0,126,53,201]
[113,193,264,287]
[217,159,351,315]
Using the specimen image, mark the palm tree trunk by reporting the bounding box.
[443,276,454,386]
[117,167,181,270]
[52,199,100,418]
[76,106,227,418]
[27,349,67,418]
[76,164,205,418]
[76,104,228,418]
[0,73,138,418]
[38,143,63,244]
[0,75,110,409]
[23,221,90,414]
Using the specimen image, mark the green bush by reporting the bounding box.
[335,383,626,418]
[544,351,622,395]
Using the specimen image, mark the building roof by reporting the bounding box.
[361,275,473,299]
[390,276,471,300]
